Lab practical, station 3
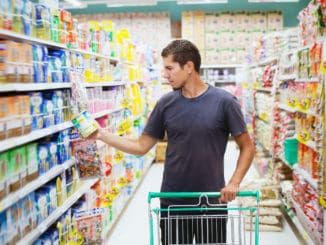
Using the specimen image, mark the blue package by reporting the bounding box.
[29,92,44,130]
[45,227,59,244]
[52,90,64,125]
[49,50,70,83]
[22,0,33,36]
[42,99,55,128]
[65,166,74,197]
[34,190,49,225]
[42,183,57,214]
[57,130,71,164]
[47,142,58,169]
[33,63,44,83]
[24,193,37,230]
[0,211,7,245]
[48,56,63,83]
[37,144,49,175]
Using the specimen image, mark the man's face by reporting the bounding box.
[162,55,189,90]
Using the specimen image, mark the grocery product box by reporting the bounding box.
[0,151,9,200]
[156,142,167,163]
[227,13,237,31]
[219,31,230,48]
[219,13,231,31]
[0,40,20,83]
[235,12,247,31]
[17,95,32,135]
[237,48,247,64]
[256,12,267,30]
[205,49,221,65]
[251,12,267,30]
[205,32,216,49]
[7,96,23,138]
[26,143,39,183]
[9,146,27,193]
[0,97,10,140]
[242,13,252,31]
[267,11,283,31]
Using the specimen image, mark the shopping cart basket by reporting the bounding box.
[148,191,260,245]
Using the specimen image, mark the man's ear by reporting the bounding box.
[186,61,195,74]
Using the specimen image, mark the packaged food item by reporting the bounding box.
[37,144,49,175]
[71,111,98,138]
[21,193,36,235]
[0,211,8,244]
[34,4,50,40]
[9,146,27,192]
[72,139,103,179]
[0,97,10,140]
[29,92,44,130]
[26,143,38,183]
[0,151,9,200]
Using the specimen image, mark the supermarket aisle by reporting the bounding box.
[106,142,301,245]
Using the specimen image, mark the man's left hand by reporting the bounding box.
[219,183,239,203]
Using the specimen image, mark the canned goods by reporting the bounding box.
[71,111,98,138]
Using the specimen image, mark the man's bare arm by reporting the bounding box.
[88,127,158,156]
[220,132,255,202]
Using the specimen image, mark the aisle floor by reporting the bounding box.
[106,142,302,245]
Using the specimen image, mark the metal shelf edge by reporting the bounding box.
[0,121,73,153]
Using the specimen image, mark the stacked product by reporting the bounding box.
[243,1,325,243]
[182,10,283,65]
[271,110,296,162]
[239,178,283,232]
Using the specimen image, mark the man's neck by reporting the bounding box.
[182,78,208,98]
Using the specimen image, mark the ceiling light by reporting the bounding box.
[107,0,157,7]
[64,0,84,7]
[248,0,298,2]
[177,0,227,4]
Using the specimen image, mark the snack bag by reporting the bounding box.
[72,140,103,179]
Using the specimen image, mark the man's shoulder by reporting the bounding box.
[158,89,180,102]
[208,85,234,99]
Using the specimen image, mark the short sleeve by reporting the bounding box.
[225,96,247,136]
[142,101,165,140]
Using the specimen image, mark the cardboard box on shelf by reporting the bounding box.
[256,12,267,30]
[205,12,216,32]
[219,13,231,31]
[267,11,283,31]
[235,12,247,31]
[205,32,216,49]
[156,142,167,163]
[251,12,266,30]
[182,11,193,22]
[243,13,252,31]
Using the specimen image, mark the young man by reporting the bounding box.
[88,39,255,244]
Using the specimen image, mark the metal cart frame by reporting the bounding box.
[148,191,260,245]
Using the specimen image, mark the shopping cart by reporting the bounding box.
[148,191,260,245]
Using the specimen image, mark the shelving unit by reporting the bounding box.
[0,29,119,64]
[16,178,99,245]
[102,155,155,241]
[0,158,76,213]
[200,64,240,87]
[244,24,325,244]
[0,82,72,92]
[0,25,157,244]
[83,81,126,88]
[281,197,316,245]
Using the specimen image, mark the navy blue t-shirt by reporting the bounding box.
[143,85,247,204]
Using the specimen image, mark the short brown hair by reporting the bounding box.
[161,39,201,73]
